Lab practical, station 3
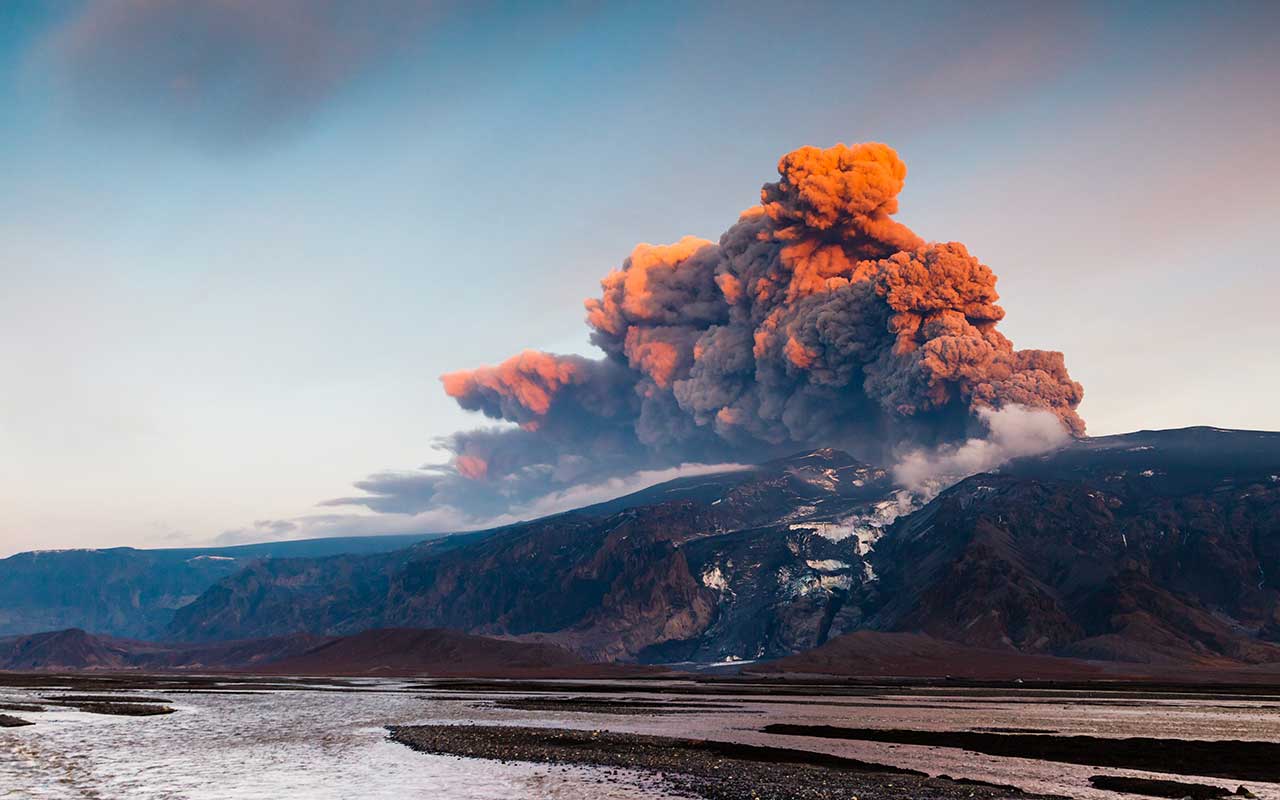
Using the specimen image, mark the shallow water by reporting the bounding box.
[0,682,676,799]
[3,679,1280,799]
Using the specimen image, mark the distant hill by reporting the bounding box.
[0,627,647,678]
[257,627,646,678]
[0,533,439,639]
[0,627,311,672]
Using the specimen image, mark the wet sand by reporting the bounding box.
[389,724,1054,800]
[485,697,744,715]
[1088,775,1255,799]
[5,671,1280,799]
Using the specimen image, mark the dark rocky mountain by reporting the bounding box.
[166,428,1280,671]
[12,427,1278,675]
[858,427,1280,666]
[0,534,436,639]
[167,450,900,662]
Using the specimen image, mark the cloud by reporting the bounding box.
[42,0,443,149]
[213,507,467,546]
[338,142,1082,521]
[217,461,747,546]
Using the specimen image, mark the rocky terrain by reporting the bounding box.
[859,427,1280,666]
[162,427,1280,671]
[6,427,1280,676]
[165,449,901,662]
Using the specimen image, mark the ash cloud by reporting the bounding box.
[337,142,1084,518]
[44,0,443,150]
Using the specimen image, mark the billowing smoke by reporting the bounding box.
[892,404,1072,503]
[338,143,1083,517]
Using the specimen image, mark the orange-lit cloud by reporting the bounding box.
[433,143,1082,514]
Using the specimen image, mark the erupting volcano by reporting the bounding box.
[433,143,1083,515]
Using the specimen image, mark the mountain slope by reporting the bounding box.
[117,428,1280,672]
[167,450,901,661]
[259,627,597,677]
[860,427,1280,665]
[0,534,437,639]
[0,627,634,677]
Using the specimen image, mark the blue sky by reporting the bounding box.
[1,1,1277,555]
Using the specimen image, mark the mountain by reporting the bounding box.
[0,534,438,639]
[167,450,901,662]
[0,627,627,678]
[167,428,1280,672]
[856,427,1280,666]
[257,627,623,677]
[0,628,138,671]
[18,427,1278,675]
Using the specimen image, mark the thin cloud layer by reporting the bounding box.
[44,0,442,149]
[225,462,747,544]
[335,142,1084,519]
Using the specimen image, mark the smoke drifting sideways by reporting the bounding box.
[336,143,1084,520]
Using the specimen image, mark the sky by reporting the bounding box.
[1,0,1277,556]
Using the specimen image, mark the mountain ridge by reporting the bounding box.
[6,427,1279,677]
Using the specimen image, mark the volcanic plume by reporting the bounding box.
[352,143,1083,517]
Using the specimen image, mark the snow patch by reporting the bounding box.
[701,565,729,592]
[779,565,854,597]
[805,559,850,572]
[780,504,819,522]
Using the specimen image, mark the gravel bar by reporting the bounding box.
[388,724,1059,800]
